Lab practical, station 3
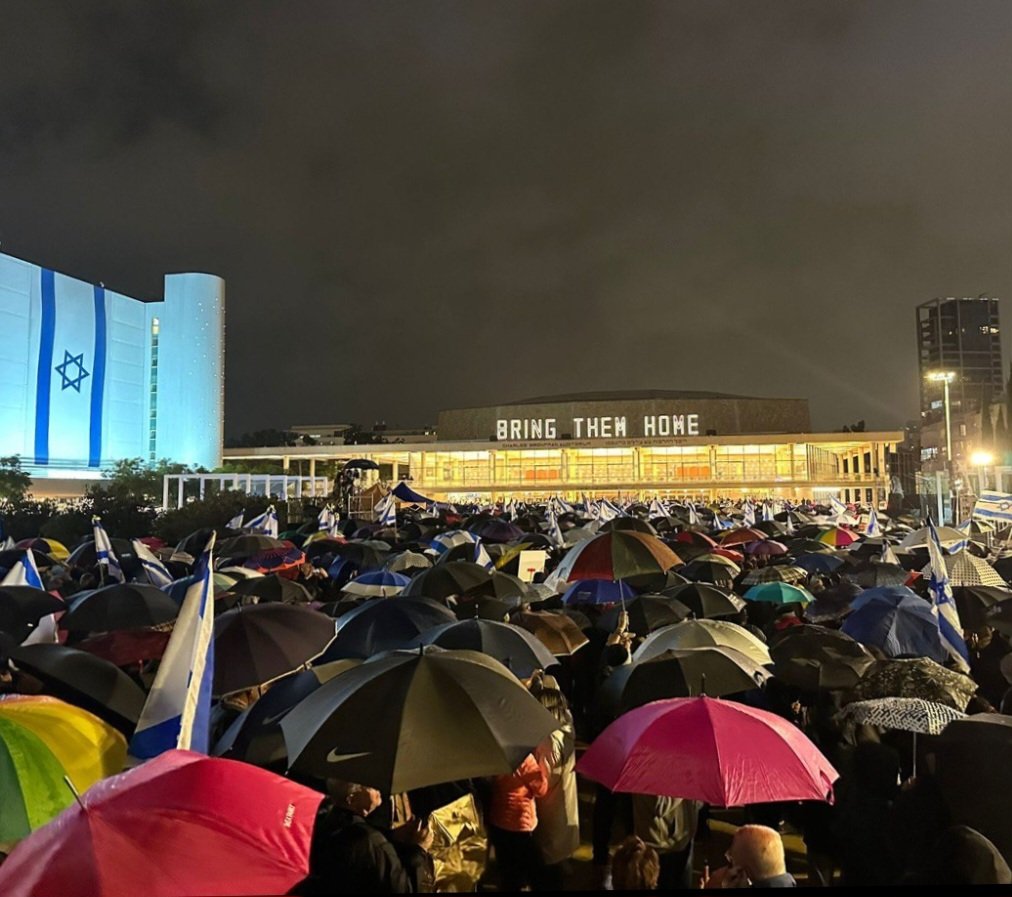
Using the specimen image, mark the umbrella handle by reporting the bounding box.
[912,731,917,779]
[63,775,86,810]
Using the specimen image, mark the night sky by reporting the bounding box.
[2,1,1011,437]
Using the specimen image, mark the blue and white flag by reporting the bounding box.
[761,501,774,522]
[226,511,244,531]
[926,521,971,673]
[245,505,278,539]
[0,550,44,589]
[742,501,756,528]
[865,508,880,538]
[648,498,668,519]
[948,520,972,555]
[597,500,619,523]
[93,516,124,583]
[473,541,494,570]
[687,503,700,526]
[784,513,795,536]
[546,509,565,547]
[130,535,216,758]
[973,490,1012,524]
[132,539,173,588]
[318,506,334,532]
[880,541,900,566]
[375,493,397,526]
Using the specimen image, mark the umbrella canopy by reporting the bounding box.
[213,604,337,696]
[385,550,433,575]
[952,585,1011,630]
[769,625,874,691]
[0,695,126,842]
[0,749,324,897]
[485,571,533,603]
[413,619,557,678]
[561,579,637,606]
[227,575,313,605]
[402,562,495,601]
[837,697,965,736]
[342,569,411,598]
[743,582,814,605]
[693,551,742,570]
[217,534,287,560]
[243,545,306,575]
[784,538,836,555]
[846,562,909,589]
[679,560,737,587]
[282,648,561,793]
[0,587,65,642]
[67,538,137,571]
[817,527,860,547]
[577,696,838,806]
[61,584,178,632]
[805,581,863,623]
[595,594,691,637]
[740,565,808,586]
[469,518,525,544]
[845,657,978,710]
[634,619,771,666]
[674,531,718,550]
[321,597,456,661]
[899,526,975,550]
[600,517,657,535]
[745,540,789,557]
[719,528,768,547]
[7,644,146,734]
[554,531,682,583]
[793,553,845,574]
[77,628,171,668]
[15,538,69,562]
[452,594,515,622]
[924,552,1006,589]
[661,583,745,619]
[514,610,590,656]
[841,587,948,663]
[599,648,770,715]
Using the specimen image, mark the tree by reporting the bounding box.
[91,458,198,505]
[0,456,31,503]
[225,430,298,449]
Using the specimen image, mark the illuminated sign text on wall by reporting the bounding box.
[496,414,700,441]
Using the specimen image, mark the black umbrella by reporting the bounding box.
[226,575,312,606]
[213,659,360,767]
[217,534,287,561]
[282,647,561,793]
[452,595,515,622]
[329,541,392,572]
[0,587,65,641]
[599,646,770,716]
[846,562,909,589]
[769,625,874,691]
[402,563,495,601]
[213,604,337,696]
[600,517,658,536]
[679,560,736,587]
[414,619,557,678]
[67,538,137,571]
[0,548,58,571]
[953,585,1012,631]
[60,583,179,633]
[596,594,692,637]
[662,582,745,619]
[991,555,1012,583]
[319,596,456,661]
[8,643,146,734]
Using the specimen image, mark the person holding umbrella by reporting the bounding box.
[486,753,549,891]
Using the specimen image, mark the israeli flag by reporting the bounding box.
[711,511,727,531]
[784,512,795,536]
[972,490,1012,523]
[546,509,565,547]
[948,519,971,554]
[245,505,278,539]
[648,498,668,519]
[761,501,774,522]
[597,500,618,523]
[226,511,244,530]
[93,516,124,583]
[317,506,334,532]
[742,502,756,528]
[926,520,971,673]
[132,539,173,588]
[375,493,397,526]
[880,541,901,566]
[473,541,494,570]
[687,503,700,526]
[130,535,216,758]
[0,550,45,589]
[865,508,880,538]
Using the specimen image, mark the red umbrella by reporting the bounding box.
[576,696,838,807]
[76,628,171,667]
[709,547,745,564]
[0,750,323,897]
[555,531,683,582]
[674,531,718,549]
[745,540,789,557]
[719,528,768,547]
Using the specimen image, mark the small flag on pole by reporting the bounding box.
[375,493,397,527]
[132,539,173,588]
[926,520,971,673]
[865,508,880,537]
[93,516,125,583]
[245,506,278,539]
[226,511,245,531]
[0,549,45,589]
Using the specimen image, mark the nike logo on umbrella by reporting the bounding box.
[326,749,371,764]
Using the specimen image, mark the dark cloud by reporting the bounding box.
[1,1,1010,436]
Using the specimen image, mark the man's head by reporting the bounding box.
[727,825,788,883]
[326,778,383,817]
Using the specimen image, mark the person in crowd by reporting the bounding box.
[611,835,660,890]
[486,752,549,891]
[899,825,1012,886]
[702,825,796,888]
[291,778,434,894]
[631,794,700,889]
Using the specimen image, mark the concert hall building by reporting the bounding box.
[227,391,903,505]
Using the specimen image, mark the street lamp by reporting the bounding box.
[927,371,956,522]
[970,449,994,494]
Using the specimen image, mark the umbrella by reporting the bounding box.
[899,526,976,550]
[244,545,306,575]
[600,517,658,535]
[469,518,525,544]
[753,520,788,537]
[769,625,874,691]
[837,697,964,735]
[60,584,178,632]
[841,587,948,662]
[561,579,637,606]
[0,695,126,842]
[0,750,324,897]
[985,596,1012,638]
[845,562,909,589]
[576,696,838,806]
[77,628,172,668]
[743,582,814,604]
[514,610,590,656]
[554,531,682,583]
[952,585,1011,631]
[599,647,770,715]
[661,583,745,619]
[0,587,65,642]
[485,571,533,603]
[805,581,862,623]
[793,553,845,574]
[785,538,836,555]
[342,569,411,598]
[385,550,433,575]
[216,534,287,559]
[413,619,557,678]
[596,594,692,637]
[7,644,146,734]
[633,619,771,666]
[817,527,860,547]
[67,538,137,571]
[402,563,495,601]
[282,647,561,793]
[740,565,808,586]
[213,661,360,766]
[227,575,313,605]
[924,552,1006,589]
[452,594,515,622]
[320,596,456,661]
[15,538,70,562]
[213,604,337,696]
[674,531,718,550]
[745,540,789,557]
[845,657,978,711]
[679,560,737,587]
[719,528,768,547]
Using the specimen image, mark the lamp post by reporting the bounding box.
[927,371,956,522]
[970,449,994,496]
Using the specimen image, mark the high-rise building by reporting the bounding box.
[917,296,1002,423]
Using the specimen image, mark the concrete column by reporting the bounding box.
[177,477,184,508]
[283,456,290,472]
[162,476,170,511]
[309,458,316,479]
[199,478,206,500]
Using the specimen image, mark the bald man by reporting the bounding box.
[706,825,797,889]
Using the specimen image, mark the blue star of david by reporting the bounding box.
[54,350,90,392]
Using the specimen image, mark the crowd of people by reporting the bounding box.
[1,493,1011,893]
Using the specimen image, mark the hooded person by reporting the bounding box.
[901,826,1012,886]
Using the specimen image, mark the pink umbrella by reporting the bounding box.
[745,540,789,557]
[576,696,838,806]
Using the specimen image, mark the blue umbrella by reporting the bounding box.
[841,587,947,662]
[343,569,411,597]
[562,579,637,606]
[793,553,845,574]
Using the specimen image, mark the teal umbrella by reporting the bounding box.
[743,582,814,605]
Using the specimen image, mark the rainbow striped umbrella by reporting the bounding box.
[0,695,126,842]
[554,531,683,582]
[817,527,860,547]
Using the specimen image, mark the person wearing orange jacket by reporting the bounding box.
[487,753,549,891]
